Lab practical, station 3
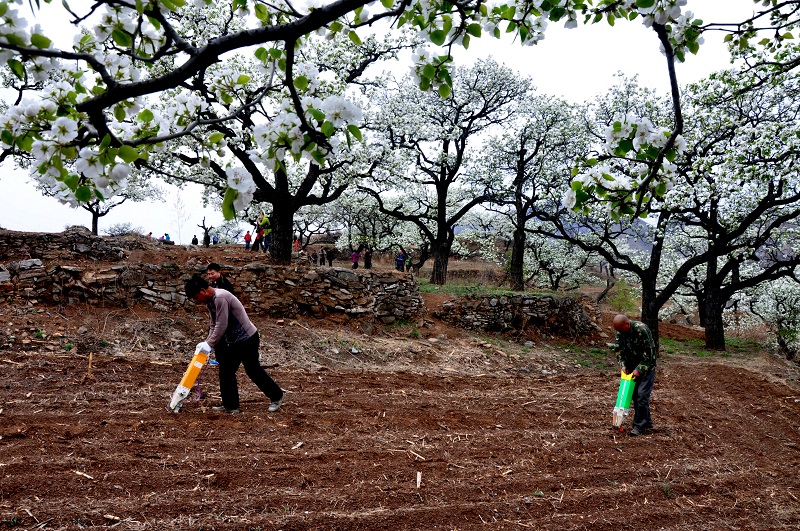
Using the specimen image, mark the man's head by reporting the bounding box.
[613,314,631,333]
[185,274,213,303]
[205,263,222,283]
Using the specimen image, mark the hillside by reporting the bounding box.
[1,237,799,529]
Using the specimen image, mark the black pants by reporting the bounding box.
[217,332,282,410]
[633,368,655,430]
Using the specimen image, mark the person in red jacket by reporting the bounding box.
[243,231,252,250]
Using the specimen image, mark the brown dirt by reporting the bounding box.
[1,242,800,529]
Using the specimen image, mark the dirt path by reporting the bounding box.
[2,344,799,530]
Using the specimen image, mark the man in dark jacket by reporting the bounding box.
[205,262,234,294]
[613,314,657,436]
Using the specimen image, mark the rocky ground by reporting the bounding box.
[1,240,799,530]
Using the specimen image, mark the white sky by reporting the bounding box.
[0,0,756,241]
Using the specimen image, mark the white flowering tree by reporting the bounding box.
[560,64,800,349]
[292,203,339,250]
[519,77,687,344]
[522,228,599,291]
[77,179,164,236]
[484,93,588,291]
[0,0,710,243]
[743,277,800,361]
[330,189,422,255]
[128,17,412,263]
[363,58,530,284]
[654,64,800,350]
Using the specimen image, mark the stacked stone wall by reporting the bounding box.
[434,293,601,338]
[0,258,422,322]
[0,229,599,334]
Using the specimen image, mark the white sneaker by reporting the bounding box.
[268,395,284,412]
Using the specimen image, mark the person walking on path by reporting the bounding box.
[185,274,284,414]
[363,247,372,269]
[244,231,251,250]
[612,314,657,436]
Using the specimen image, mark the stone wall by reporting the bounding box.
[434,293,602,338]
[0,258,422,322]
[0,227,129,262]
[0,228,600,335]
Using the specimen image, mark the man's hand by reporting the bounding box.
[196,342,212,354]
[632,369,641,379]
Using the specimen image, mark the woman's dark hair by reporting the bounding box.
[185,274,209,299]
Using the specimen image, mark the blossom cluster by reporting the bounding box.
[247,92,363,171]
[564,115,686,214]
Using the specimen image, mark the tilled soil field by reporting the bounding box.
[2,322,799,530]
[1,238,799,529]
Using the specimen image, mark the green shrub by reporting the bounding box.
[606,279,638,314]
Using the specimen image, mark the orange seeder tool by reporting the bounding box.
[167,350,209,412]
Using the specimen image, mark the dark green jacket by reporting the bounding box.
[615,321,657,374]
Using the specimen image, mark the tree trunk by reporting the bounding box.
[697,294,707,328]
[509,222,525,291]
[270,202,294,265]
[703,295,727,351]
[429,241,450,285]
[640,276,660,352]
[703,258,727,350]
[91,214,99,235]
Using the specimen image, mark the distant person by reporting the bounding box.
[191,235,199,245]
[293,238,301,253]
[204,262,234,367]
[184,274,284,414]
[252,228,264,253]
[351,248,361,270]
[146,232,152,238]
[212,234,219,245]
[612,314,657,437]
[311,250,318,265]
[363,247,372,269]
[158,234,165,241]
[395,251,405,272]
[319,248,326,266]
[259,212,272,252]
[326,247,335,267]
[206,262,234,294]
[405,253,412,272]
[244,231,252,250]
[164,233,171,241]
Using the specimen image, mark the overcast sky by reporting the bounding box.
[0,0,756,242]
